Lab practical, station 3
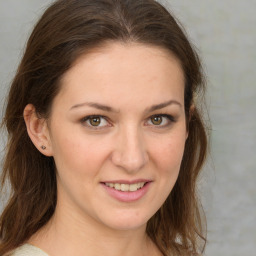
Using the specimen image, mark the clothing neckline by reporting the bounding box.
[13,243,49,256]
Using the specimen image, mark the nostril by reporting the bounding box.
[111,134,149,172]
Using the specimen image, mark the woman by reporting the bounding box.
[0,0,208,255]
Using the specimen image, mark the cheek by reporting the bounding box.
[51,129,109,178]
[147,132,186,209]
[150,132,186,175]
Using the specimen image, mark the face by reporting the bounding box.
[46,42,187,231]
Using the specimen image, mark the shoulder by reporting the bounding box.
[8,244,49,256]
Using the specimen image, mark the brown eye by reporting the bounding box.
[82,115,110,129]
[151,116,162,125]
[146,114,175,128]
[89,117,101,126]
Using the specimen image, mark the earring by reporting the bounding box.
[41,145,46,150]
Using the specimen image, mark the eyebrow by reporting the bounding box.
[70,102,119,113]
[145,100,182,112]
[69,99,182,112]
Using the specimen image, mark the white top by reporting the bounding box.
[10,244,49,256]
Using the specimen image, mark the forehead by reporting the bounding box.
[56,42,185,109]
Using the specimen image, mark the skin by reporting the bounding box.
[24,42,187,256]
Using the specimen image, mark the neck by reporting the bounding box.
[29,203,160,256]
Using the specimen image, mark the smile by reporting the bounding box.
[102,181,151,202]
[104,182,146,192]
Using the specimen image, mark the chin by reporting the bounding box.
[96,209,154,232]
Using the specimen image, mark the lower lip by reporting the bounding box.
[101,182,151,202]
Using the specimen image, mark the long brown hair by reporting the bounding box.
[0,0,208,255]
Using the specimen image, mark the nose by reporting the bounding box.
[111,126,149,173]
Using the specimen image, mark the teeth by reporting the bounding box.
[105,182,146,191]
[114,183,121,190]
[129,183,138,192]
[121,184,129,192]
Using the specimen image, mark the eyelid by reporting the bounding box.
[80,113,176,130]
[80,115,112,129]
[145,114,176,127]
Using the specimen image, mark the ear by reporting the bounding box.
[186,104,195,139]
[189,104,195,122]
[23,104,53,156]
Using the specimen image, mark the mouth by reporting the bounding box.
[103,182,147,192]
[101,180,151,202]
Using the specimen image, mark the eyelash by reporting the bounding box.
[146,114,176,127]
[80,115,111,130]
[80,114,176,130]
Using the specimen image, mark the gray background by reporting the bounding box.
[0,1,255,255]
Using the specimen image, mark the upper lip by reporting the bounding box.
[101,179,152,184]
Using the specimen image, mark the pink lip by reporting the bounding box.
[101,179,151,184]
[101,180,152,202]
